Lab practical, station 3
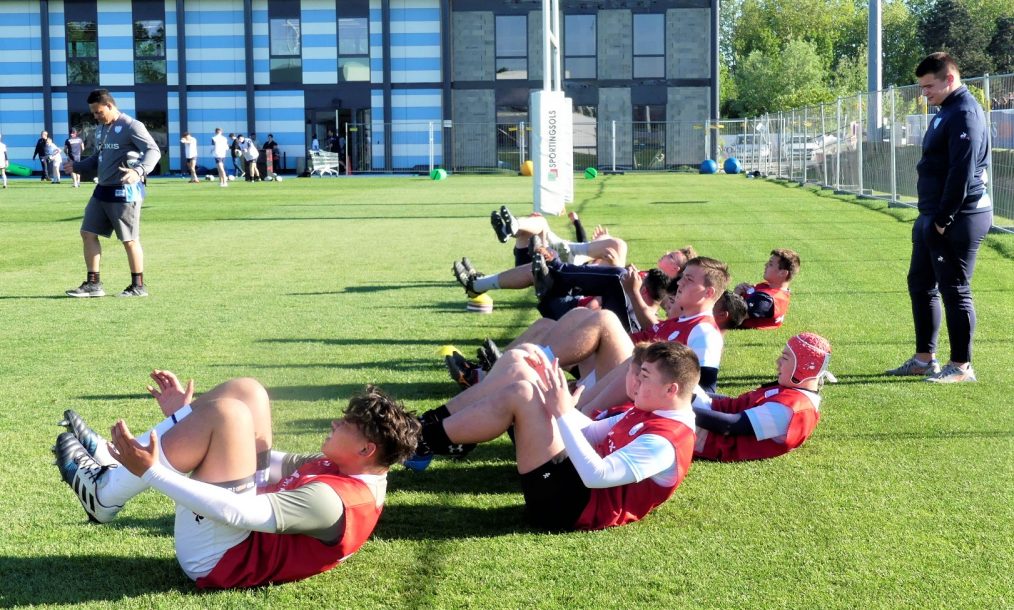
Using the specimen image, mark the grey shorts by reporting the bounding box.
[81,196,142,242]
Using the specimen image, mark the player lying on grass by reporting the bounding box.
[692,333,834,461]
[489,204,627,267]
[446,257,728,402]
[413,342,698,531]
[732,248,800,330]
[53,371,418,589]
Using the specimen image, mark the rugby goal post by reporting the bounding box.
[531,0,573,216]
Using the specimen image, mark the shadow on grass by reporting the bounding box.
[214,215,483,222]
[257,336,520,348]
[824,430,1014,441]
[0,556,189,605]
[376,503,527,541]
[290,280,448,295]
[0,295,71,300]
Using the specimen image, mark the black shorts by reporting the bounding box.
[520,456,590,531]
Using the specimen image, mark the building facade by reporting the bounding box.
[0,0,717,174]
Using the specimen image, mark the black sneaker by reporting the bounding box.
[59,409,115,466]
[476,338,502,371]
[491,205,519,243]
[52,432,122,523]
[452,260,484,298]
[66,281,105,298]
[445,352,481,390]
[117,284,148,298]
[460,257,478,277]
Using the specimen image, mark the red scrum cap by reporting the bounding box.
[787,333,835,384]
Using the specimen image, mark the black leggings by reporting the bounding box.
[907,212,991,363]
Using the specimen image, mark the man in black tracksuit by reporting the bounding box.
[887,52,992,383]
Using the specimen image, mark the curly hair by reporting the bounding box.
[343,386,420,467]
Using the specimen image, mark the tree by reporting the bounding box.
[882,0,926,86]
[988,17,1014,73]
[731,40,834,116]
[919,0,995,75]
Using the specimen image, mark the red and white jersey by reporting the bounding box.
[695,385,820,462]
[629,312,723,368]
[740,282,791,329]
[576,407,696,530]
[196,458,383,589]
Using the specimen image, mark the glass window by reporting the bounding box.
[134,20,165,57]
[338,18,369,56]
[564,15,595,57]
[134,20,166,84]
[496,15,527,79]
[564,15,596,79]
[633,14,664,78]
[67,20,98,85]
[339,57,370,82]
[270,18,301,83]
[270,18,301,56]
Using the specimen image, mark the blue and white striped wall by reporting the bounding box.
[0,94,46,169]
[302,0,338,84]
[166,0,180,87]
[98,0,135,87]
[0,4,43,89]
[184,0,246,86]
[254,90,306,171]
[49,1,67,88]
[372,89,443,169]
[371,0,442,85]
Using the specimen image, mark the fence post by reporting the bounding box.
[856,93,864,195]
[803,107,810,184]
[820,103,828,187]
[889,86,898,206]
[428,121,434,173]
[705,118,710,163]
[835,98,842,191]
[984,74,994,206]
[611,120,617,173]
[777,112,783,178]
[519,121,526,172]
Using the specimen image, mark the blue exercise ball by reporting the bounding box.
[723,157,743,174]
[699,159,718,174]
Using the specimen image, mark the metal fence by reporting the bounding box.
[335,119,709,176]
[721,72,1014,230]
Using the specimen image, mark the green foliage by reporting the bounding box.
[1,176,1011,608]
[732,40,835,115]
[918,0,996,75]
[988,17,1014,73]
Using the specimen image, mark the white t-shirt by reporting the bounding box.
[211,134,229,159]
[181,136,197,159]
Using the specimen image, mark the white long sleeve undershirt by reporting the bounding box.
[142,462,278,532]
[556,410,676,489]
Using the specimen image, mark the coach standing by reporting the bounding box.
[63,89,161,298]
[887,53,992,383]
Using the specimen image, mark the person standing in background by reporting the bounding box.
[886,52,992,384]
[180,132,198,183]
[65,129,84,188]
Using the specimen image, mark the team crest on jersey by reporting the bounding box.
[933,117,942,129]
[114,125,122,133]
[667,330,680,341]
[628,422,645,436]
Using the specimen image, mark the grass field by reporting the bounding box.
[0,173,1011,609]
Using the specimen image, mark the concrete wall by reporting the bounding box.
[452,12,493,81]
[598,88,631,166]
[667,8,710,80]
[452,89,495,167]
[598,10,632,80]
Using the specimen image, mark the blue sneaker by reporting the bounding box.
[403,452,434,472]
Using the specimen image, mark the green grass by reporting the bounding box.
[0,174,1011,609]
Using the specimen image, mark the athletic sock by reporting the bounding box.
[87,271,100,284]
[568,242,591,257]
[254,450,271,487]
[472,274,501,293]
[131,272,144,287]
[99,407,193,506]
[419,417,476,457]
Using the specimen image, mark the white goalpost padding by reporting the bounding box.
[531,0,573,216]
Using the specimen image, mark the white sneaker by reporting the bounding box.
[925,363,977,383]
[885,356,941,376]
[53,432,123,523]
